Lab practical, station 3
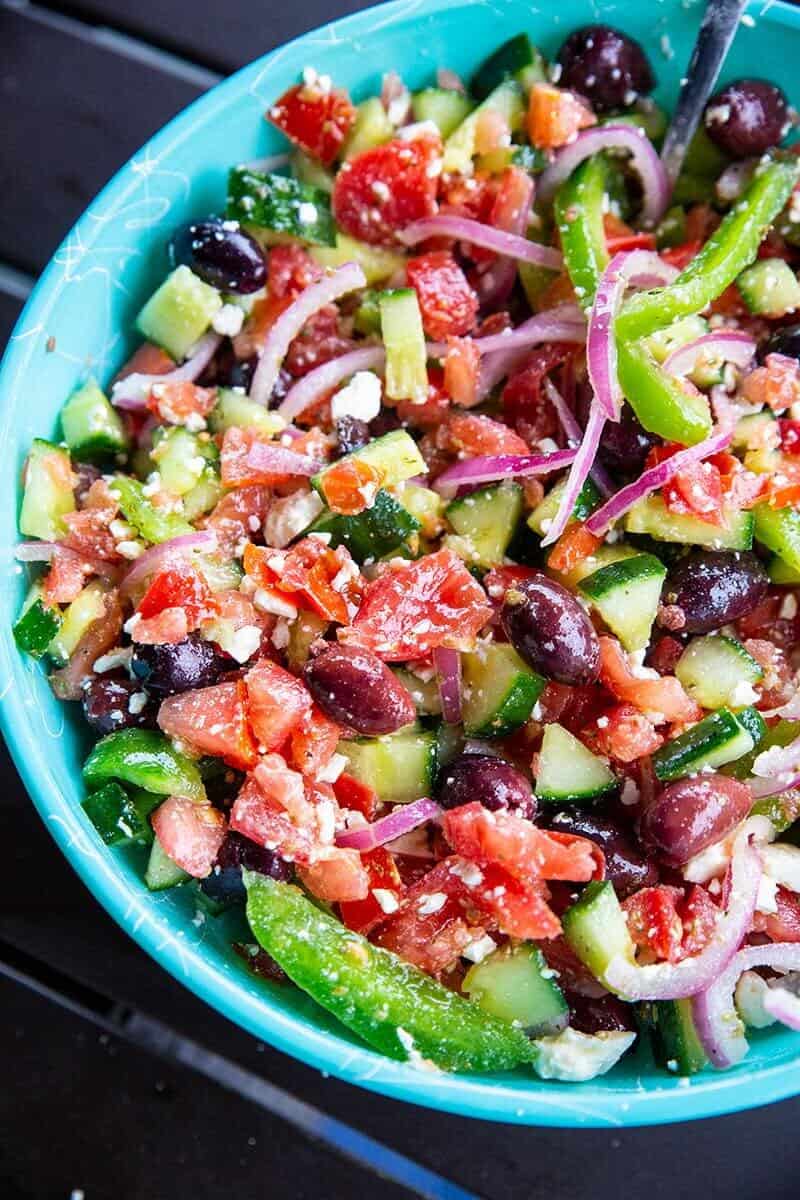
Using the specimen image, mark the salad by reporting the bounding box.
[14,21,800,1083]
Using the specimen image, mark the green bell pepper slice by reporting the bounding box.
[617,340,713,445]
[616,158,800,341]
[554,155,609,312]
[753,502,800,573]
[83,729,206,801]
[243,873,536,1073]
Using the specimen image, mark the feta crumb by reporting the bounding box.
[93,647,132,673]
[212,303,245,337]
[263,489,324,548]
[449,859,484,887]
[109,519,136,540]
[729,679,759,707]
[417,892,447,916]
[270,617,291,650]
[253,587,298,618]
[397,119,439,141]
[780,593,798,620]
[316,752,347,784]
[297,201,319,226]
[620,777,640,807]
[316,799,336,844]
[225,624,263,664]
[117,540,145,560]
[462,934,496,964]
[372,888,400,915]
[331,370,382,423]
[128,691,148,715]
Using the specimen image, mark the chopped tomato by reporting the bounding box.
[501,343,576,442]
[763,886,800,942]
[220,426,318,488]
[288,704,342,776]
[319,456,381,515]
[267,242,324,302]
[464,860,562,940]
[332,133,442,246]
[284,306,356,379]
[230,775,316,865]
[779,418,800,456]
[252,753,318,828]
[340,847,404,934]
[130,607,190,645]
[623,886,685,963]
[547,524,602,574]
[680,884,718,957]
[588,703,663,763]
[440,411,529,457]
[244,538,363,625]
[598,636,701,724]
[443,336,481,407]
[709,283,748,320]
[340,548,492,660]
[41,547,96,605]
[157,680,259,770]
[137,565,218,629]
[147,381,216,425]
[743,637,793,707]
[685,203,718,243]
[233,293,292,360]
[603,213,656,254]
[482,564,539,609]
[204,485,271,558]
[332,771,379,821]
[490,167,534,235]
[534,271,578,313]
[406,251,478,340]
[438,170,498,225]
[151,796,226,879]
[372,861,486,975]
[527,82,595,149]
[297,847,370,903]
[711,451,769,510]
[268,80,356,166]
[245,658,312,752]
[660,240,702,270]
[113,341,174,383]
[63,481,120,562]
[743,354,800,412]
[395,367,451,430]
[663,457,724,525]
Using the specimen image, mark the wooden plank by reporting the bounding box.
[0,5,206,274]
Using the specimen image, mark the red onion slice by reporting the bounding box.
[663,331,756,379]
[427,305,585,359]
[544,379,613,497]
[433,447,578,500]
[15,541,119,580]
[538,124,670,228]
[603,825,763,1003]
[436,67,465,93]
[242,440,323,479]
[398,216,563,270]
[335,797,442,853]
[250,262,367,407]
[279,345,386,421]
[539,400,606,548]
[119,530,218,595]
[111,331,222,411]
[762,984,800,1032]
[692,943,800,1067]
[585,425,734,537]
[433,646,462,725]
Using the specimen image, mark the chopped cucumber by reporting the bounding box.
[578,552,666,652]
[535,723,617,803]
[552,542,640,590]
[379,289,428,403]
[83,729,206,800]
[753,502,800,573]
[289,148,334,193]
[411,88,474,138]
[768,554,800,585]
[656,206,688,250]
[13,584,62,658]
[342,96,394,158]
[442,79,525,176]
[527,476,601,536]
[675,634,763,710]
[353,289,381,335]
[735,704,766,748]
[182,466,223,522]
[109,476,193,543]
[308,490,420,563]
[60,378,129,463]
[19,439,75,541]
[286,610,330,671]
[461,641,545,737]
[208,389,286,437]
[150,425,217,496]
[737,258,800,317]
[136,265,221,361]
[600,101,668,145]
[337,726,436,804]
[639,998,708,1076]
[314,429,426,497]
[617,341,713,446]
[396,482,445,538]
[227,166,335,246]
[463,944,568,1036]
[644,315,708,364]
[82,781,159,846]
[445,482,522,568]
[731,409,777,452]
[311,232,406,286]
[652,707,755,782]
[562,881,636,986]
[145,834,190,891]
[470,33,546,100]
[392,668,442,717]
[47,579,108,666]
[624,495,754,551]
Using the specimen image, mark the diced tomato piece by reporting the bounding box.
[41,548,97,605]
[220,426,317,489]
[268,80,356,166]
[743,353,800,412]
[284,306,356,379]
[438,171,498,225]
[203,485,270,559]
[63,481,120,562]
[660,240,702,270]
[443,336,481,407]
[501,343,576,443]
[267,243,323,301]
[547,524,602,574]
[464,860,562,940]
[737,594,800,652]
[332,771,379,820]
[151,796,226,879]
[371,861,484,975]
[230,775,316,865]
[663,457,724,524]
[489,166,534,234]
[340,847,404,934]
[407,251,478,340]
[245,658,312,752]
[623,886,685,963]
[332,133,442,246]
[742,637,792,707]
[482,564,539,607]
[288,704,342,776]
[147,381,216,425]
[712,451,769,510]
[319,456,381,515]
[588,703,663,763]
[158,680,259,770]
[138,564,218,629]
[130,607,190,645]
[297,847,370,903]
[340,548,492,660]
[440,411,529,457]
[113,341,174,383]
[395,367,451,430]
[763,886,800,942]
[598,636,701,724]
[252,753,318,828]
[647,634,686,676]
[680,884,718,957]
[527,82,595,149]
[244,538,363,625]
[603,213,656,254]
[779,419,800,456]
[442,802,601,885]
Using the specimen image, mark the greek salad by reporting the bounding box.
[14,23,800,1081]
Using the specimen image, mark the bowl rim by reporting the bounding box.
[3,0,800,1128]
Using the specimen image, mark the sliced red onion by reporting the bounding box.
[398,216,563,271]
[335,797,441,853]
[692,943,800,1067]
[751,733,800,782]
[249,262,367,407]
[278,345,386,421]
[587,251,677,422]
[762,984,800,1031]
[746,772,800,799]
[603,824,762,1003]
[539,401,606,548]
[119,530,218,594]
[763,688,800,722]
[433,646,462,725]
[15,541,119,579]
[538,125,670,228]
[436,67,465,93]
[544,379,613,497]
[433,447,578,500]
[111,331,222,411]
[427,305,585,359]
[585,426,734,537]
[663,331,756,379]
[242,439,322,479]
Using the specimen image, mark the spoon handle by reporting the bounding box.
[661,0,749,188]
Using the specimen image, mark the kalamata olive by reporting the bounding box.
[663,550,768,634]
[567,993,636,1035]
[335,415,370,456]
[705,79,789,158]
[438,753,537,820]
[539,809,657,898]
[598,404,657,476]
[305,645,416,735]
[130,633,223,697]
[501,574,600,686]
[556,25,655,112]
[198,341,257,389]
[639,773,753,864]
[81,674,157,735]
[201,831,291,904]
[763,323,800,364]
[169,216,266,294]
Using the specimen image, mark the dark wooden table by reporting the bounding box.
[2,3,800,1197]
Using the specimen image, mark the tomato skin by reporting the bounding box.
[339,847,404,934]
[466,861,562,940]
[547,525,602,575]
[147,381,216,425]
[442,802,601,885]
[297,847,370,903]
[501,343,575,443]
[319,456,381,515]
[395,367,451,430]
[743,354,800,412]
[284,306,356,379]
[268,81,356,166]
[623,886,685,963]
[440,411,529,457]
[42,548,96,605]
[332,134,442,246]
[660,240,702,270]
[151,796,226,879]
[663,457,724,524]
[244,538,362,626]
[407,251,478,340]
[371,860,485,976]
[230,775,316,865]
[603,213,656,254]
[588,703,664,763]
[204,485,271,559]
[598,636,701,725]
[763,887,800,942]
[137,565,218,628]
[287,704,342,776]
[332,771,379,821]
[245,658,313,752]
[157,680,259,770]
[443,336,481,407]
[527,82,595,149]
[680,884,718,957]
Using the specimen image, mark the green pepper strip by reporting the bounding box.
[617,158,800,341]
[243,872,535,1073]
[83,729,206,801]
[554,154,609,312]
[617,340,712,445]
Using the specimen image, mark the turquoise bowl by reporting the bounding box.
[3,0,800,1127]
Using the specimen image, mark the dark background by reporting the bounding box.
[1,2,799,1197]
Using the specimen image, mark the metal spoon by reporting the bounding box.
[661,0,749,189]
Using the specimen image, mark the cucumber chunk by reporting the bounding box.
[411,88,474,138]
[578,552,666,652]
[136,265,222,361]
[83,729,206,801]
[445,482,522,568]
[753,502,800,573]
[442,79,525,175]
[13,584,62,659]
[83,781,159,846]
[19,439,76,541]
[145,834,191,891]
[461,642,545,737]
[380,289,428,403]
[737,258,800,317]
[562,881,636,986]
[109,475,193,543]
[227,166,335,246]
[652,708,755,782]
[342,96,394,158]
[47,579,107,666]
[150,425,218,497]
[60,378,129,463]
[644,314,708,364]
[624,495,754,551]
[768,554,800,585]
[208,389,287,437]
[471,33,546,100]
[311,233,406,285]
[527,476,601,535]
[314,429,426,495]
[639,998,708,1075]
[675,634,763,710]
[463,943,568,1036]
[731,409,777,452]
[308,490,420,563]
[337,727,436,804]
[290,149,334,193]
[535,723,617,803]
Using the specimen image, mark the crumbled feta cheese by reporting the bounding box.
[417,892,447,916]
[225,624,263,664]
[756,872,779,914]
[270,617,291,651]
[729,679,760,707]
[117,540,145,560]
[142,472,162,498]
[397,120,439,141]
[762,842,800,894]
[620,778,640,807]
[316,753,347,784]
[128,691,148,715]
[297,202,319,226]
[212,303,245,337]
[330,370,382,423]
[93,647,132,673]
[302,66,319,88]
[253,587,298,619]
[462,934,497,964]
[263,489,324,549]
[372,888,400,915]
[123,613,141,636]
[780,593,798,620]
[109,519,136,540]
[448,859,484,887]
